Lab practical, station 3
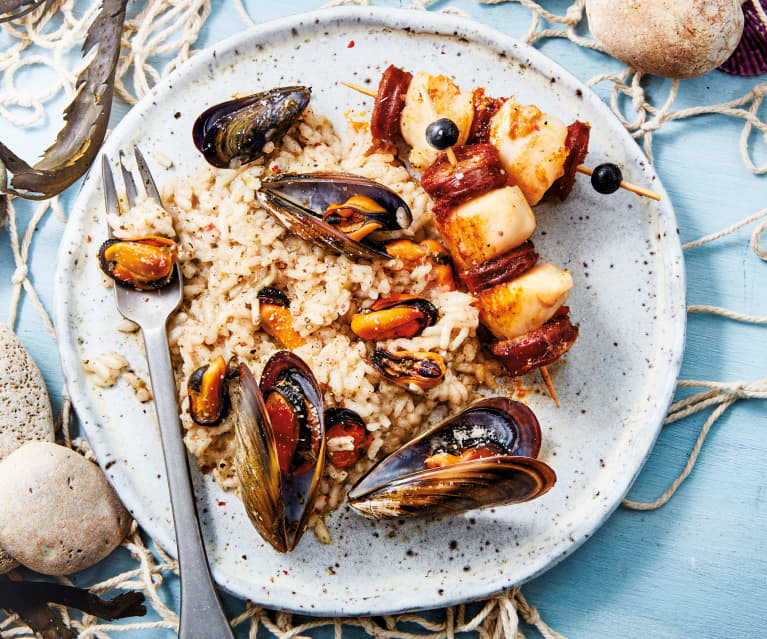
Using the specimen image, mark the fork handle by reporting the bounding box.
[142,325,235,639]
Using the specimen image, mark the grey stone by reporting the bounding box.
[0,442,131,575]
[0,322,56,572]
[0,322,54,461]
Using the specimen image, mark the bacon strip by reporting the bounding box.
[370,65,413,143]
[466,87,506,145]
[489,308,578,376]
[421,143,507,212]
[460,241,539,294]
[549,120,590,201]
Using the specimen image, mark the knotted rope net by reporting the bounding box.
[1,0,765,637]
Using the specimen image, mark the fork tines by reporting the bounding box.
[102,146,163,219]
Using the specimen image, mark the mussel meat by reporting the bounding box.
[323,195,390,242]
[98,236,178,290]
[347,398,556,519]
[369,348,446,390]
[257,172,413,260]
[188,355,229,425]
[257,287,306,350]
[351,294,438,340]
[193,86,311,169]
[232,351,325,552]
[385,239,456,290]
[325,407,369,470]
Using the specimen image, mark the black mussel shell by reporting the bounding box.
[348,456,555,519]
[257,172,413,260]
[193,86,310,169]
[232,352,325,552]
[347,398,555,519]
[325,406,366,430]
[257,286,291,308]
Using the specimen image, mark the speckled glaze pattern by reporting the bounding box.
[53,7,686,617]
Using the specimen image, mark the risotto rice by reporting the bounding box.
[111,108,507,540]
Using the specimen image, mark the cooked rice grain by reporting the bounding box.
[135,108,505,538]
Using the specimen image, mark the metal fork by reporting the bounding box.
[102,148,235,639]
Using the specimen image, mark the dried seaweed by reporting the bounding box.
[0,0,128,200]
[1,577,146,638]
[0,0,54,23]
[8,600,75,639]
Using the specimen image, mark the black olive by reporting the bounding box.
[591,163,623,194]
[426,118,460,150]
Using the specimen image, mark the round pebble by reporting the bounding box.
[586,0,744,79]
[0,442,131,575]
[0,322,55,574]
[0,322,54,460]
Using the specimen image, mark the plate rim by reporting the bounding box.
[54,5,686,616]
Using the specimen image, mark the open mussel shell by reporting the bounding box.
[193,86,311,169]
[347,398,556,519]
[257,172,413,260]
[232,352,325,553]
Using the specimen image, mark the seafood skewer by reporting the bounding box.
[340,76,661,201]
[421,142,578,402]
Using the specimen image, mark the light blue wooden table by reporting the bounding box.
[1,1,765,637]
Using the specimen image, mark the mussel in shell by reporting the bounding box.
[347,398,556,519]
[369,348,446,390]
[257,172,413,260]
[232,351,324,553]
[351,294,438,340]
[188,355,229,426]
[325,407,369,470]
[98,236,178,290]
[257,287,306,350]
[193,86,311,169]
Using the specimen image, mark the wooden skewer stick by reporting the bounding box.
[575,165,661,201]
[341,80,662,201]
[539,366,560,408]
[341,82,459,164]
[341,81,377,97]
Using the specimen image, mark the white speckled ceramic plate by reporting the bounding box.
[54,7,686,616]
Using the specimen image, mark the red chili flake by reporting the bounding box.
[239,341,247,347]
[144,297,150,302]
[87,235,92,242]
[272,164,279,172]
[314,142,322,147]
[347,40,355,48]
[440,50,446,55]
[216,500,227,506]
[282,570,289,575]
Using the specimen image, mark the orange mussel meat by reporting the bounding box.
[351,294,437,340]
[98,236,178,290]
